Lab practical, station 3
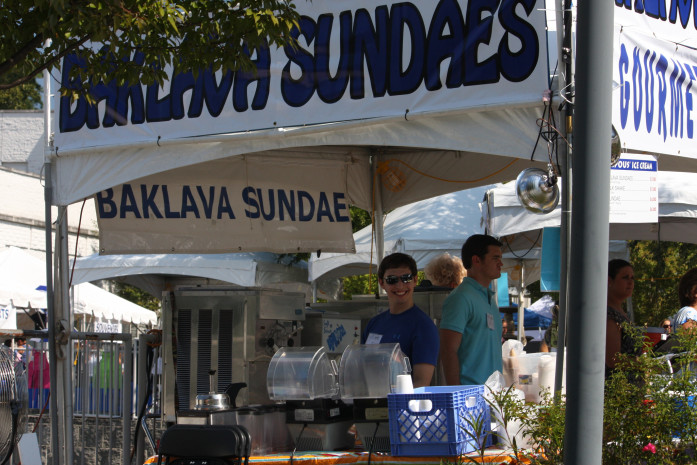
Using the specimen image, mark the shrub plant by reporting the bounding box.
[456,324,697,464]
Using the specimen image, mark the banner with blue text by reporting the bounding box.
[54,0,548,151]
[613,5,697,157]
[95,156,356,254]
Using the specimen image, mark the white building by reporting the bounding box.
[0,111,158,331]
[0,110,100,260]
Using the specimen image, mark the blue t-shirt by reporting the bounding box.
[440,277,503,385]
[362,305,439,366]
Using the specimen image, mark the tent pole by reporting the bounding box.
[43,65,61,465]
[518,260,526,344]
[371,151,385,295]
[55,208,75,465]
[564,0,613,460]
[554,0,574,396]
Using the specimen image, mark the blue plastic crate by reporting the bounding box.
[387,385,493,456]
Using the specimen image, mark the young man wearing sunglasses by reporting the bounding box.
[361,253,439,388]
[439,234,504,386]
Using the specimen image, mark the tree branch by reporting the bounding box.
[0,35,92,91]
[0,34,46,76]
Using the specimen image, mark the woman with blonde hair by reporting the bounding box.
[424,253,466,289]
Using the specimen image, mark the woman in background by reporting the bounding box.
[662,319,673,335]
[606,259,641,379]
[424,253,466,289]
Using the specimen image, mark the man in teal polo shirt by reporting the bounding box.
[439,234,504,386]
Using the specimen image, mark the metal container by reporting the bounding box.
[195,392,230,411]
[194,370,231,411]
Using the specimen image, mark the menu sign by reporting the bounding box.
[610,154,658,223]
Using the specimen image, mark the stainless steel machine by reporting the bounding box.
[156,286,452,454]
[304,290,449,351]
[161,287,306,422]
[305,290,450,383]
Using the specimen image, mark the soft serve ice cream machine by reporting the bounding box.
[160,287,306,421]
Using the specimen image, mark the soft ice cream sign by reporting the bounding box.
[610,154,658,223]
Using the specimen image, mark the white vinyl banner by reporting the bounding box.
[95,155,356,254]
[0,305,17,330]
[613,6,697,157]
[53,0,548,151]
[94,320,123,333]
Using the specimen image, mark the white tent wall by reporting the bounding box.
[49,0,557,211]
[0,247,157,326]
[309,184,496,282]
[70,252,312,302]
[499,240,630,291]
[484,171,697,245]
[51,128,548,211]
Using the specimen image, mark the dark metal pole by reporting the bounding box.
[554,0,574,395]
[43,66,61,465]
[564,0,614,462]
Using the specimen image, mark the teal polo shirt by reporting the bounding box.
[440,277,503,385]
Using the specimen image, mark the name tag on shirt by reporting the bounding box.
[487,313,494,330]
[366,333,382,344]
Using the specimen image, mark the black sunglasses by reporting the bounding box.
[663,324,672,329]
[384,273,413,285]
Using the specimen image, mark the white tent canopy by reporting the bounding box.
[48,0,559,258]
[0,247,157,325]
[309,184,496,284]
[70,252,311,299]
[483,170,697,248]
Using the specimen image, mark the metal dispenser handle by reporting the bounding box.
[208,370,216,394]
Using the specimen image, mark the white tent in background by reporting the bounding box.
[481,170,697,288]
[483,171,697,247]
[0,247,157,325]
[69,252,311,300]
[309,184,497,295]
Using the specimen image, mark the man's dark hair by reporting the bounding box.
[460,234,502,269]
[608,259,632,279]
[4,337,24,347]
[378,253,418,279]
[678,267,697,307]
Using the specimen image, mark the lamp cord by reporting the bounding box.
[367,421,381,465]
[503,230,543,259]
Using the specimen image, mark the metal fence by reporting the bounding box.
[5,330,164,465]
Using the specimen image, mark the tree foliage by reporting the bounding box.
[524,240,697,330]
[349,205,372,233]
[114,281,160,312]
[0,1,300,94]
[630,240,697,326]
[0,70,42,109]
[338,206,381,298]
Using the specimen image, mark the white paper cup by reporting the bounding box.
[395,374,414,394]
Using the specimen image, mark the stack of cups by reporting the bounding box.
[396,375,414,394]
[395,375,422,440]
